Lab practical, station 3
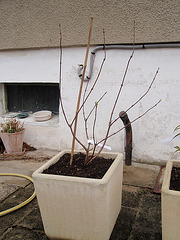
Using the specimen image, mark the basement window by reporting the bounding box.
[5,83,59,114]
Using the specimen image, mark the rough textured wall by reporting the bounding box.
[0,0,180,49]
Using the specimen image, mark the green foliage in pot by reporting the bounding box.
[0,118,24,133]
[173,124,180,152]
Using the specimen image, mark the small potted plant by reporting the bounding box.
[0,117,25,154]
[161,124,180,240]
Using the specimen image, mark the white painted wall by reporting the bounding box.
[0,46,179,164]
[0,49,59,83]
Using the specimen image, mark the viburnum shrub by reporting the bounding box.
[59,20,161,165]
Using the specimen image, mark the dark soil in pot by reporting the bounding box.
[42,152,114,179]
[170,167,180,191]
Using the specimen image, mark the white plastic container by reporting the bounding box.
[33,110,52,122]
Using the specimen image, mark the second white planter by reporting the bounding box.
[32,150,123,240]
[161,160,180,240]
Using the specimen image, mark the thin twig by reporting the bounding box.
[111,67,160,126]
[109,21,135,125]
[86,99,161,165]
[92,103,98,148]
[82,83,90,140]
[86,92,107,121]
[59,24,88,152]
[82,58,95,140]
[125,68,159,113]
[70,29,106,126]
[90,21,136,159]
[98,99,161,145]
[83,91,107,141]
[59,24,70,127]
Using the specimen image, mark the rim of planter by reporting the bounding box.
[0,129,25,135]
[162,159,180,196]
[32,149,123,185]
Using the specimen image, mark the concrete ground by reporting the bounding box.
[0,149,162,240]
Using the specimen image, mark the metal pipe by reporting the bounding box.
[78,42,180,81]
[119,111,132,166]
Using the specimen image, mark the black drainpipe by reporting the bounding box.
[119,111,132,166]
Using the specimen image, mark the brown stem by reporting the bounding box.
[82,77,90,140]
[59,24,71,127]
[92,103,98,146]
[83,93,107,155]
[70,29,106,127]
[98,99,161,145]
[86,99,161,165]
[91,144,97,158]
[69,125,88,152]
[125,68,159,113]
[82,59,96,140]
[111,67,160,126]
[59,24,88,153]
[86,92,107,121]
[109,22,135,125]
[84,143,91,164]
[91,21,136,159]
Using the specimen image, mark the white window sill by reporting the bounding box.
[0,112,59,127]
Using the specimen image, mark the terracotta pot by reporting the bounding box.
[0,129,25,154]
[161,160,180,240]
[33,149,123,240]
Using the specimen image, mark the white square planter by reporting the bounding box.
[161,160,180,240]
[32,150,123,240]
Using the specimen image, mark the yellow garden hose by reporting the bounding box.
[0,173,36,217]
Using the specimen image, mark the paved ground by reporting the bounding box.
[0,149,162,240]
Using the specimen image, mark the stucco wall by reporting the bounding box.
[0,0,180,50]
[0,46,179,164]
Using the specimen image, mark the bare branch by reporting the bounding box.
[86,99,161,165]
[92,103,98,146]
[59,24,71,127]
[86,92,107,121]
[99,99,161,144]
[82,56,96,140]
[82,80,90,140]
[82,54,106,141]
[111,67,160,126]
[70,29,107,126]
[83,91,107,141]
[59,20,160,166]
[59,24,88,153]
[125,68,159,113]
[91,21,136,158]
[109,21,135,124]
[69,124,88,151]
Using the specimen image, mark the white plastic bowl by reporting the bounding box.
[33,110,52,122]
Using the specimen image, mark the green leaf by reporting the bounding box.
[174,125,180,131]
[174,146,180,152]
[173,133,180,140]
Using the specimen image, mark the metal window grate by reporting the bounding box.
[6,83,59,114]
